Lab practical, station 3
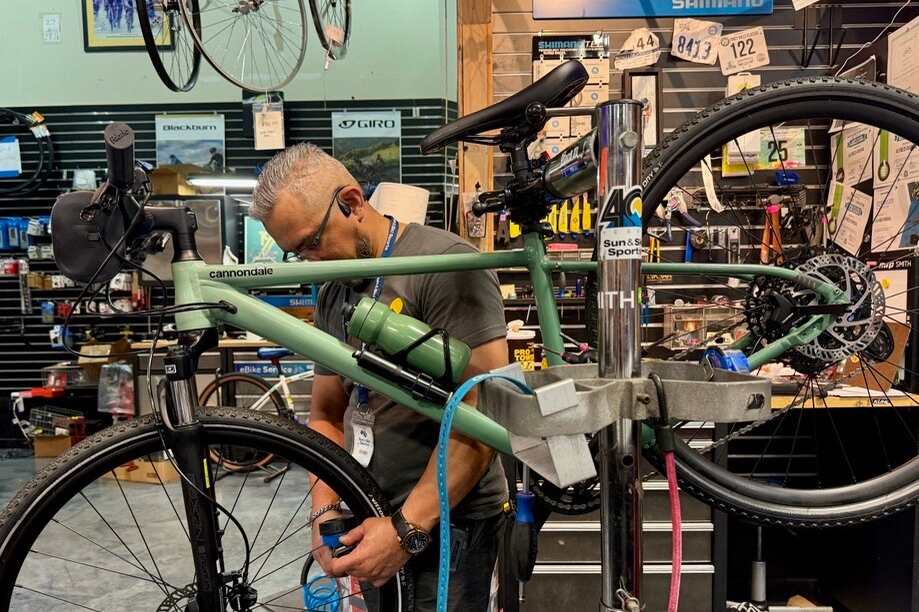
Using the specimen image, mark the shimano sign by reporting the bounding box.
[331,111,401,139]
[534,0,772,18]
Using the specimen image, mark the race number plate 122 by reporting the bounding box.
[719,27,770,76]
[671,18,723,66]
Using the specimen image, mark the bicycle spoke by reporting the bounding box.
[30,549,165,585]
[859,360,894,472]
[816,391,858,484]
[251,545,319,585]
[78,492,172,595]
[249,464,290,551]
[861,361,918,446]
[49,518,169,586]
[830,128,882,244]
[148,453,190,542]
[13,585,102,612]
[111,471,172,593]
[250,479,317,582]
[782,388,806,487]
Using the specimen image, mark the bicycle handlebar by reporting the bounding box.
[103,122,136,191]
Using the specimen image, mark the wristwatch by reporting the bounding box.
[391,509,431,555]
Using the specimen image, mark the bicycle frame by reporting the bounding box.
[168,229,846,457]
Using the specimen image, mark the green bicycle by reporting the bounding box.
[2,60,919,610]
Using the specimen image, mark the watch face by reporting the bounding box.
[404,530,430,554]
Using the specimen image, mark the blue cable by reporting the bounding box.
[436,373,533,612]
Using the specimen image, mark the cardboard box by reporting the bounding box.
[103,458,180,484]
[33,435,72,458]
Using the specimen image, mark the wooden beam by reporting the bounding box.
[458,0,491,25]
[457,1,494,250]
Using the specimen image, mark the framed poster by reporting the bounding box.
[332,111,402,196]
[82,0,172,52]
[534,0,772,19]
[623,71,661,150]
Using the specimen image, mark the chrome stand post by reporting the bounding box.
[594,100,644,612]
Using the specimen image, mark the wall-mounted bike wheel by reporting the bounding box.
[135,0,202,92]
[179,0,308,92]
[309,0,350,60]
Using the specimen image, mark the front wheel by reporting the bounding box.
[0,408,412,611]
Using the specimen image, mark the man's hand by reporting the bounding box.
[328,517,412,587]
[311,511,343,577]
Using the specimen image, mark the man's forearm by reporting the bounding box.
[309,418,346,507]
[399,432,495,532]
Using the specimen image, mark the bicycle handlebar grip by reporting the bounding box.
[103,122,135,191]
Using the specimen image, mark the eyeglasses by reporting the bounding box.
[283,185,346,262]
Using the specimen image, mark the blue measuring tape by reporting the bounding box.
[355,216,399,407]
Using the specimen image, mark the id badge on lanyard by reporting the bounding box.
[350,216,398,467]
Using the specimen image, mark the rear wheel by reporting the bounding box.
[587,77,919,526]
[0,408,412,610]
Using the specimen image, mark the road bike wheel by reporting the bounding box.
[0,407,412,611]
[136,0,202,92]
[585,77,919,527]
[179,0,308,92]
[309,0,350,60]
[199,372,289,472]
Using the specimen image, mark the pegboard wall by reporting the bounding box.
[0,98,457,393]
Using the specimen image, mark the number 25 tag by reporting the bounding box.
[719,27,770,76]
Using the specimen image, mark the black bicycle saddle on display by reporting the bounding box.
[420,60,589,154]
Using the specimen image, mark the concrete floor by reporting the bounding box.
[0,457,332,611]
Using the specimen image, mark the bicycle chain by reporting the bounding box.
[641,405,793,482]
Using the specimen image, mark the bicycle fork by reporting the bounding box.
[162,330,227,611]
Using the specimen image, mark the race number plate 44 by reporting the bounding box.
[719,27,770,75]
[671,18,722,65]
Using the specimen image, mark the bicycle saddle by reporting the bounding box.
[258,347,293,361]
[419,60,589,154]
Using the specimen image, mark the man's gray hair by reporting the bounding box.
[250,143,352,220]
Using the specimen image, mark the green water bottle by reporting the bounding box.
[347,297,471,384]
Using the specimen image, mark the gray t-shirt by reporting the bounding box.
[314,223,508,519]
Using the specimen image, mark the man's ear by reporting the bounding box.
[339,184,366,219]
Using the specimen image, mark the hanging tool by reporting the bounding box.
[648,235,663,263]
[581,195,592,238]
[557,200,570,239]
[569,194,582,235]
[760,195,785,265]
[726,226,742,265]
[546,204,558,235]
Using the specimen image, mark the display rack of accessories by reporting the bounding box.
[0,99,456,397]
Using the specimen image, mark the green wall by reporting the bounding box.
[3,1,456,107]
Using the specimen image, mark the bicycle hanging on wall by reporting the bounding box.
[2,61,919,611]
[136,0,351,92]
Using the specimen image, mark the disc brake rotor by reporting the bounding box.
[791,254,885,363]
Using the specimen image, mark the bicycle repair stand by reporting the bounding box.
[592,99,645,612]
[480,101,772,611]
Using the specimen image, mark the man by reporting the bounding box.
[251,143,509,611]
